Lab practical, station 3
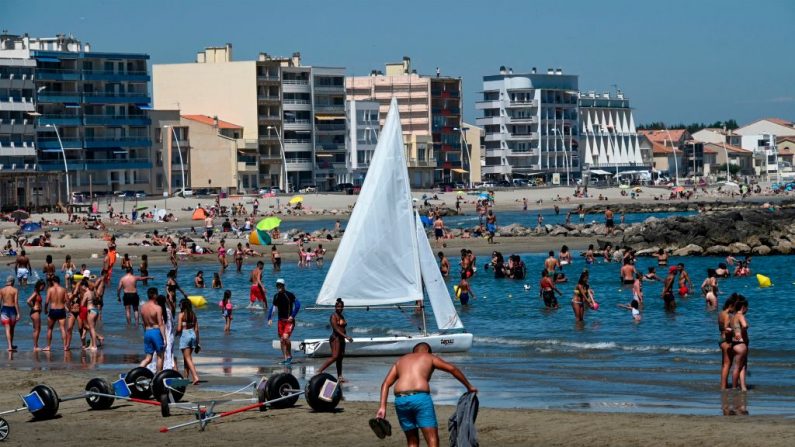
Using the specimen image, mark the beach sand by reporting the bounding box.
[0,369,792,446]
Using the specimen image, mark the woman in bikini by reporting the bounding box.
[84,281,103,350]
[718,294,740,390]
[42,255,56,286]
[26,279,45,351]
[234,243,245,273]
[559,245,572,267]
[194,271,205,288]
[583,244,595,265]
[571,270,594,322]
[271,245,282,272]
[176,298,201,384]
[318,298,353,382]
[730,298,749,391]
[139,254,149,285]
[62,255,76,292]
[211,273,223,289]
[654,248,669,266]
[701,269,718,309]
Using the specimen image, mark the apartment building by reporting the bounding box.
[154,45,346,191]
[477,67,579,183]
[147,109,188,194]
[0,32,152,202]
[346,57,463,187]
[344,99,379,186]
[579,91,646,177]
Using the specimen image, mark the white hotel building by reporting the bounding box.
[477,67,647,182]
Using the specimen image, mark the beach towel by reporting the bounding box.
[448,391,479,447]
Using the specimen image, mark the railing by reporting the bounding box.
[283,139,311,144]
[257,74,280,81]
[258,115,280,121]
[82,92,149,98]
[282,79,309,85]
[315,123,346,131]
[283,99,310,105]
[37,138,83,149]
[284,119,311,124]
[83,114,151,125]
[257,95,280,101]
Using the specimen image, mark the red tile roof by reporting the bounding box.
[639,129,688,145]
[702,142,751,155]
[776,135,795,143]
[764,117,794,127]
[650,141,681,155]
[182,114,243,129]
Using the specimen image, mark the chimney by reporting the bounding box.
[291,52,301,67]
[499,66,507,75]
[547,68,554,75]
[213,115,219,128]
[531,67,536,74]
[196,51,206,63]
[225,43,233,61]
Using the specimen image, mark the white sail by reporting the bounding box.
[316,98,422,306]
[415,213,463,330]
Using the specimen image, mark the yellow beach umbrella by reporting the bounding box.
[289,196,304,204]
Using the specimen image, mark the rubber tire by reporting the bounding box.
[257,378,268,412]
[30,384,60,420]
[85,378,115,410]
[0,416,9,441]
[305,373,342,413]
[264,373,300,409]
[160,393,171,417]
[151,369,185,403]
[125,367,154,399]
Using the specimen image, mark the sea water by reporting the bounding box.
[3,252,793,416]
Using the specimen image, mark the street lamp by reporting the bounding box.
[453,126,473,188]
[551,128,570,186]
[267,125,288,192]
[721,126,731,181]
[663,128,680,186]
[44,124,71,204]
[163,125,186,194]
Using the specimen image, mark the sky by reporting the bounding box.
[3,0,794,126]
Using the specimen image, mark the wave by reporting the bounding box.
[474,336,718,354]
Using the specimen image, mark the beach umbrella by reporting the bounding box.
[21,222,41,232]
[478,192,489,199]
[10,209,29,220]
[135,205,149,211]
[191,208,207,220]
[156,209,167,219]
[673,186,685,193]
[456,190,465,195]
[257,217,281,231]
[248,229,272,246]
[289,196,304,204]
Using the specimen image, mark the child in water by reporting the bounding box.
[220,290,233,334]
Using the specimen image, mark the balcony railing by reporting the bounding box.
[84,137,151,148]
[315,123,346,131]
[37,114,82,126]
[83,70,149,81]
[257,95,280,101]
[35,69,81,81]
[83,114,151,126]
[37,138,83,149]
[283,99,310,105]
[282,79,309,85]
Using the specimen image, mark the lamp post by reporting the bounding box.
[663,128,679,186]
[267,125,288,192]
[721,126,731,181]
[163,125,186,194]
[551,128,570,186]
[44,124,70,204]
[453,126,473,188]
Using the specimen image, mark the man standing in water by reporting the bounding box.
[117,267,153,326]
[486,210,497,244]
[437,252,450,278]
[139,287,166,372]
[544,251,560,275]
[604,206,615,235]
[1,277,20,351]
[432,216,445,249]
[8,250,31,287]
[249,261,267,305]
[376,342,477,447]
[620,258,637,285]
[268,279,300,364]
[662,266,678,311]
[44,277,68,351]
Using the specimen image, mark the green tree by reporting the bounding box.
[716,163,741,175]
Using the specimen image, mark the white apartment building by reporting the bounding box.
[476,67,579,183]
[343,99,379,186]
[578,91,645,174]
[740,133,779,178]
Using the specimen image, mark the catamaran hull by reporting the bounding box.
[276,333,473,358]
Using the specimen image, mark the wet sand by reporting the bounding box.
[0,369,793,446]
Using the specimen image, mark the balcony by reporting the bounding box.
[82,70,150,82]
[258,115,281,123]
[84,137,151,148]
[407,159,437,168]
[257,95,280,102]
[282,81,311,94]
[283,139,312,151]
[84,114,151,126]
[83,159,152,170]
[283,119,312,130]
[285,159,313,171]
[315,123,346,133]
[475,100,503,110]
[0,121,35,134]
[482,164,513,175]
[282,79,309,85]
[314,104,344,113]
[507,116,537,124]
[35,69,81,81]
[257,74,280,82]
[37,138,83,150]
[476,116,504,126]
[506,99,538,108]
[82,92,150,104]
[316,143,345,151]
[507,132,538,141]
[0,145,36,156]
[485,149,510,158]
[258,134,280,142]
[37,114,82,126]
[484,133,506,142]
[39,160,84,171]
[237,161,259,172]
[37,92,81,103]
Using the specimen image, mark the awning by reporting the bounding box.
[314,114,344,120]
[590,169,612,175]
[36,57,61,63]
[451,168,468,174]
[136,104,154,110]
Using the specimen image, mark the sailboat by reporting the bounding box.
[295,98,473,357]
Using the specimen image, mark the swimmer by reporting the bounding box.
[559,245,572,267]
[456,276,475,306]
[644,266,661,281]
[677,263,693,297]
[619,258,636,285]
[195,271,205,288]
[539,270,562,309]
[1,276,20,351]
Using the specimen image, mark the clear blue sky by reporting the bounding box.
[4,0,794,125]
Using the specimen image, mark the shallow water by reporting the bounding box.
[4,249,793,416]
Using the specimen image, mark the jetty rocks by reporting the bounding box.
[621,208,795,256]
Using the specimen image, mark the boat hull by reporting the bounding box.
[273,333,473,357]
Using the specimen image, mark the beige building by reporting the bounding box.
[734,118,795,137]
[147,109,188,194]
[461,122,482,185]
[702,142,754,176]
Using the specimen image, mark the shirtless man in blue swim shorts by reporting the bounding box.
[139,287,166,372]
[377,342,477,447]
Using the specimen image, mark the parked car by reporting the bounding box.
[116,190,136,198]
[334,183,354,192]
[496,180,512,187]
[174,188,194,197]
[299,185,317,193]
[453,182,466,189]
[512,179,529,187]
[476,182,495,189]
[134,191,146,198]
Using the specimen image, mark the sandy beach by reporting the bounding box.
[0,369,793,446]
